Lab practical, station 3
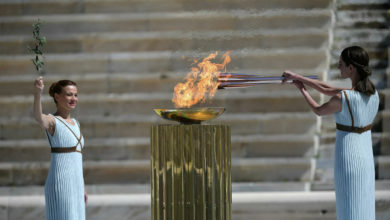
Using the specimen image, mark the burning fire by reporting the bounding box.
[172,51,231,108]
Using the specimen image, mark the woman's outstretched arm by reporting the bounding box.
[33,76,55,134]
[282,70,346,96]
[292,80,342,116]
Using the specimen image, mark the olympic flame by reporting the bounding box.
[172,51,231,108]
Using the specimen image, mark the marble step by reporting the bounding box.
[0,91,320,118]
[0,49,329,75]
[0,113,317,140]
[1,191,390,220]
[377,156,390,179]
[0,29,330,55]
[0,10,333,36]
[388,47,390,63]
[0,134,316,162]
[336,9,389,29]
[379,89,390,109]
[0,158,313,185]
[381,110,390,132]
[2,180,388,196]
[0,0,334,16]
[388,48,390,86]
[337,0,390,10]
[0,182,312,196]
[333,29,390,50]
[0,69,324,95]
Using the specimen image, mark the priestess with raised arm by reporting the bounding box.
[34,77,87,220]
[282,46,379,220]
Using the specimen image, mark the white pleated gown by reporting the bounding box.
[45,115,85,220]
[334,90,379,220]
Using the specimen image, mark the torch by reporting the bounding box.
[218,73,319,89]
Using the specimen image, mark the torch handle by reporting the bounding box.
[217,74,319,89]
[218,73,318,81]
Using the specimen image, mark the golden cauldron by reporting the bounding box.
[153,107,225,124]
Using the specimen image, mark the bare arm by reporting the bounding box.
[33,76,55,134]
[293,80,342,116]
[282,70,346,96]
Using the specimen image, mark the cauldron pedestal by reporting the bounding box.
[151,124,231,220]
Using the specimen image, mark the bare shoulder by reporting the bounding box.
[324,93,342,113]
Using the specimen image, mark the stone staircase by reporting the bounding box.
[0,0,389,219]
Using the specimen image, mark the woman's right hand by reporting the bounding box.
[34,76,44,94]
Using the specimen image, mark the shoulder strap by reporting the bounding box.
[73,119,83,148]
[343,90,354,127]
[73,119,84,149]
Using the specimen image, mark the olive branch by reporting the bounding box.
[28,19,46,74]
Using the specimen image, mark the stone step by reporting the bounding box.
[4,180,388,196]
[0,29,330,55]
[0,69,324,95]
[381,110,390,132]
[0,10,333,36]
[0,113,317,140]
[0,158,312,185]
[379,88,390,109]
[377,156,390,179]
[336,9,389,29]
[0,49,329,75]
[337,0,390,10]
[385,68,390,94]
[388,47,390,63]
[0,134,315,162]
[1,191,389,220]
[0,0,334,16]
[0,182,311,196]
[0,91,320,118]
[333,29,390,50]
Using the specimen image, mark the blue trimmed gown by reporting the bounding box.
[45,115,85,220]
[334,90,379,220]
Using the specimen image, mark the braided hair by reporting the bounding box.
[341,46,376,96]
